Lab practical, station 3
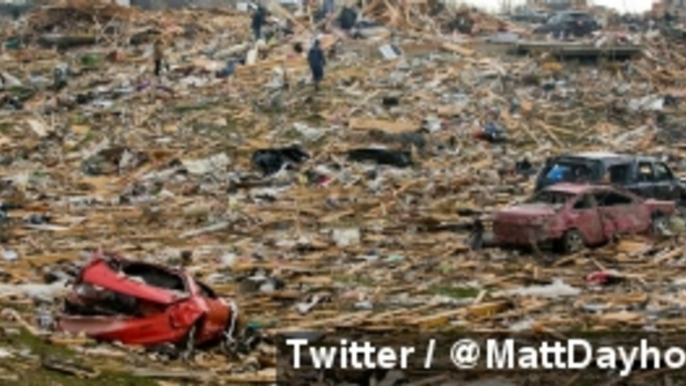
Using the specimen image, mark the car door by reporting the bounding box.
[654,161,679,201]
[607,163,632,188]
[561,14,577,35]
[634,160,657,199]
[594,189,649,236]
[568,193,605,245]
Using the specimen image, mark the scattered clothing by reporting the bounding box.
[347,148,412,168]
[252,145,310,176]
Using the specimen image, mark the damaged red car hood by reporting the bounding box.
[80,258,181,304]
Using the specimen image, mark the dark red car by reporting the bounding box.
[493,184,675,253]
[58,253,238,355]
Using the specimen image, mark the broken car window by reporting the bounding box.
[655,163,673,181]
[526,191,574,205]
[637,162,654,182]
[593,191,633,207]
[572,194,594,210]
[543,162,593,185]
[122,263,187,293]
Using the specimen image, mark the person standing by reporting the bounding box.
[307,39,326,91]
[252,4,267,41]
[153,38,164,77]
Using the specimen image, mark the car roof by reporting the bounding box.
[544,183,629,195]
[573,151,623,159]
[559,11,590,15]
[553,152,656,163]
[544,183,594,195]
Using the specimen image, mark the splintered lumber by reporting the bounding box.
[132,369,215,381]
[440,42,475,56]
[595,312,645,325]
[411,301,510,329]
[221,369,277,383]
[234,54,307,75]
[435,105,464,117]
[348,118,419,133]
[270,311,373,333]
[4,3,686,384]
[653,247,684,265]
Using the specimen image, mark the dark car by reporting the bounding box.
[535,152,686,204]
[494,184,675,254]
[533,11,600,38]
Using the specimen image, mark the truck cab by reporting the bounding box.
[535,152,686,203]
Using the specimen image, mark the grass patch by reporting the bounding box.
[0,121,13,134]
[0,329,156,385]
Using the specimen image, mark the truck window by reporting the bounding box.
[594,191,633,207]
[608,164,630,184]
[542,162,593,184]
[655,163,673,181]
[637,162,654,182]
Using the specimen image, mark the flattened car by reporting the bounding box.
[58,253,238,354]
[493,184,675,254]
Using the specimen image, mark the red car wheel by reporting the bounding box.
[561,229,584,254]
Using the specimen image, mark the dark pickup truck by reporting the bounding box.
[533,11,600,38]
[535,152,686,203]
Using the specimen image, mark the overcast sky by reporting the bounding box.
[457,0,655,14]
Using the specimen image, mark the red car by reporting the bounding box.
[493,183,675,253]
[58,253,238,355]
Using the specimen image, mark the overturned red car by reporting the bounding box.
[493,183,675,253]
[58,253,238,353]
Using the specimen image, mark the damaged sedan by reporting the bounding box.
[493,184,675,254]
[58,253,238,355]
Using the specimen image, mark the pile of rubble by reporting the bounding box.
[0,0,685,384]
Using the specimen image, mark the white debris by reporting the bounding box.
[494,279,580,298]
[331,228,361,247]
[181,153,230,175]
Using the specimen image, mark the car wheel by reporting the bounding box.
[561,229,584,254]
[651,213,668,235]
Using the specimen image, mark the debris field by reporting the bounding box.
[0,0,686,384]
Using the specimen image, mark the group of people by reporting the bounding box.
[252,3,327,91]
[151,3,328,91]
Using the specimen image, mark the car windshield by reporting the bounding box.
[548,14,563,23]
[525,190,574,205]
[568,13,587,19]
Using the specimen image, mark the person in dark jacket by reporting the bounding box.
[153,39,164,77]
[307,39,326,90]
[252,5,267,41]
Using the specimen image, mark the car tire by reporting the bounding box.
[560,229,584,254]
